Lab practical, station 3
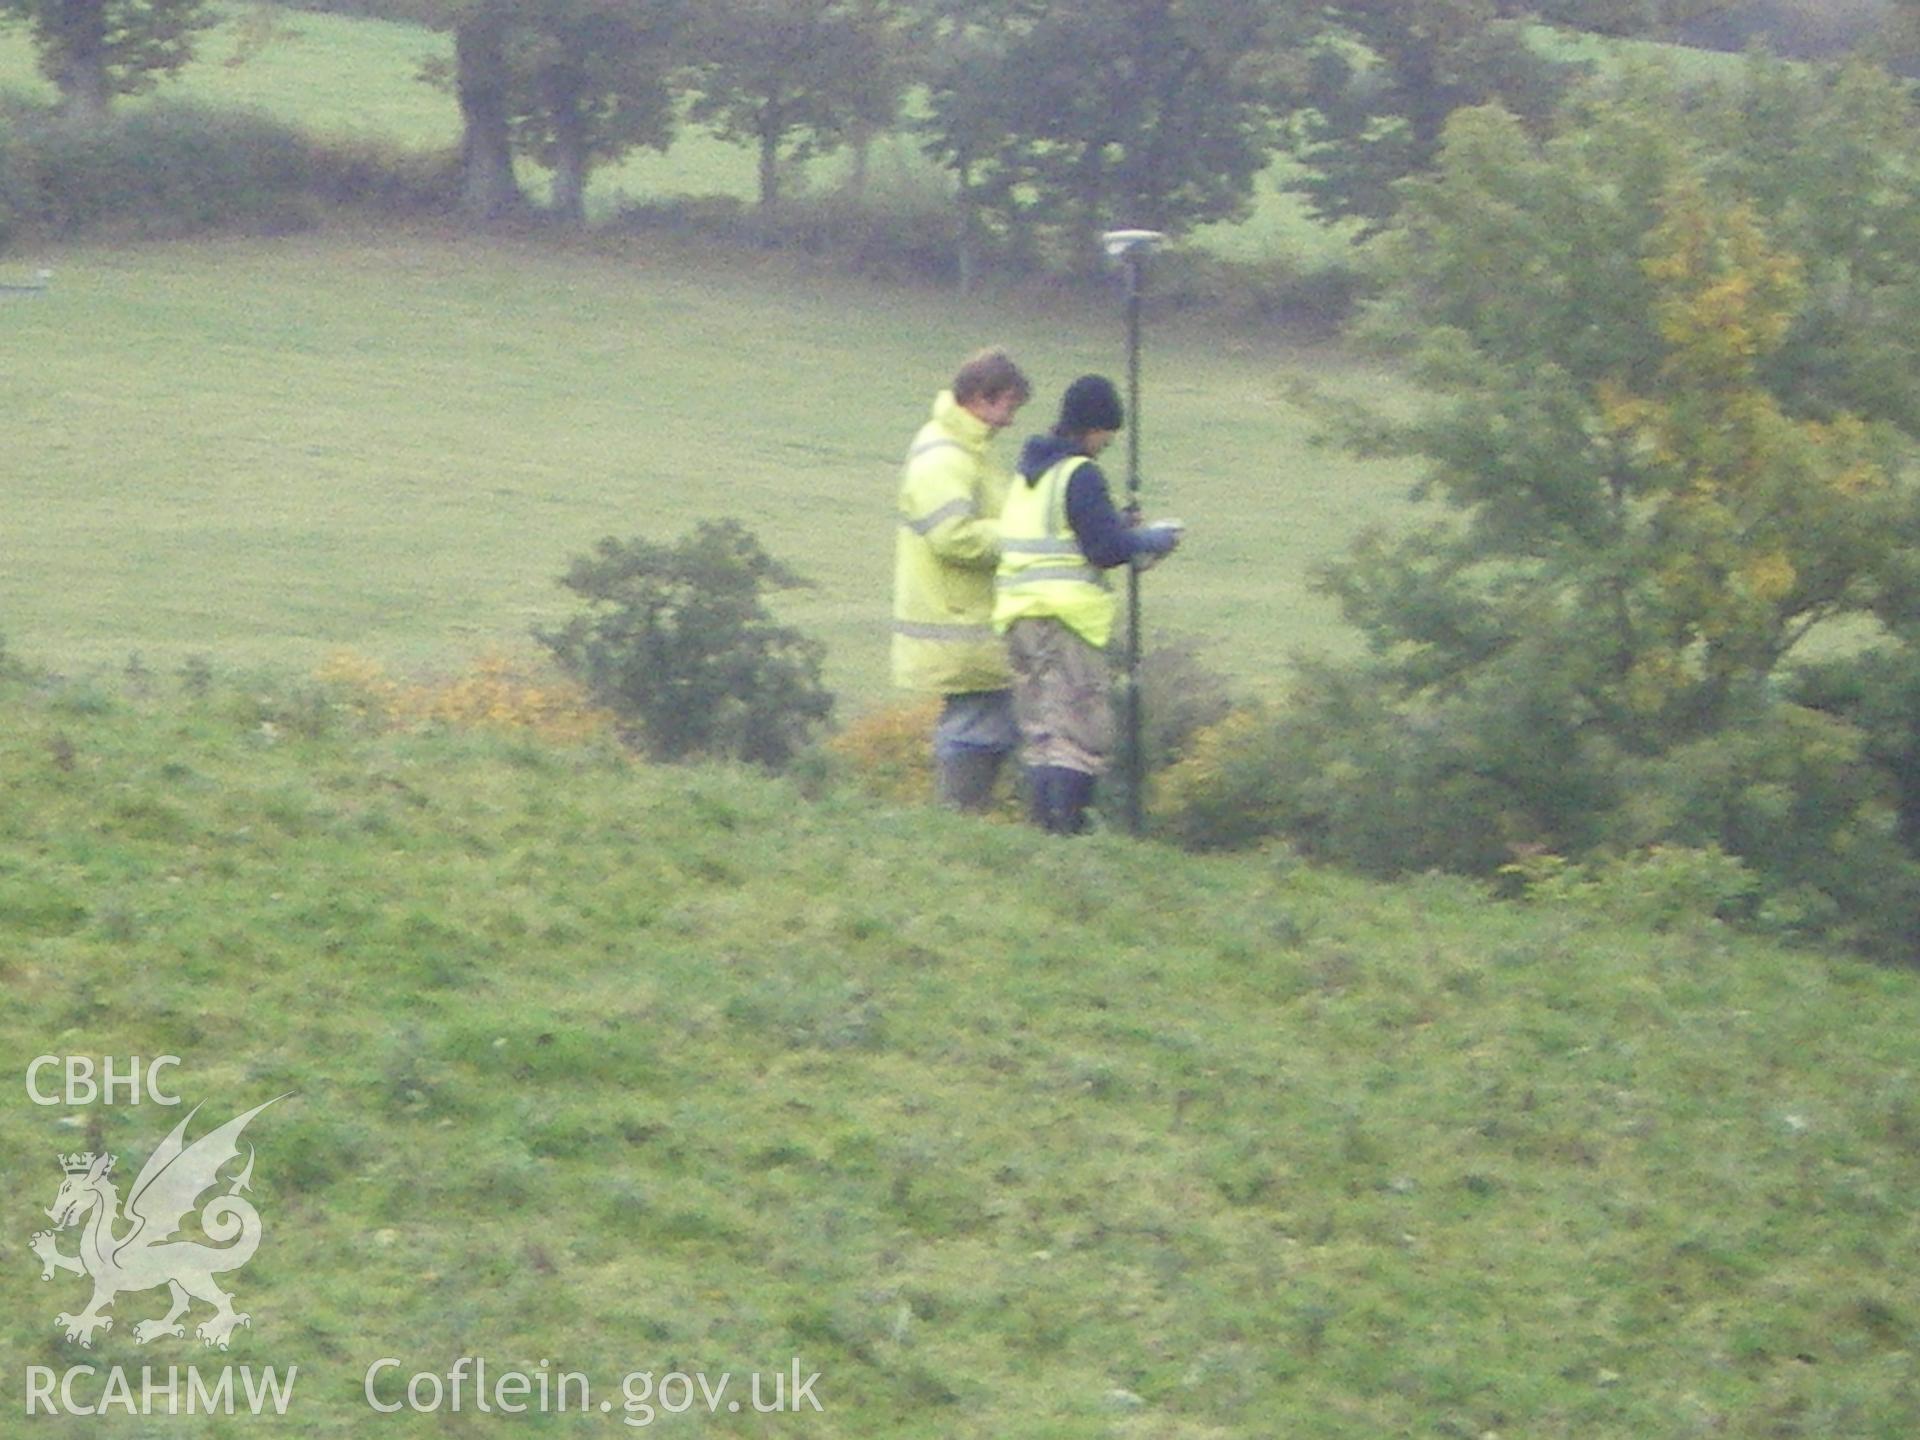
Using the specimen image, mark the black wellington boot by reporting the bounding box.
[1053,769,1097,836]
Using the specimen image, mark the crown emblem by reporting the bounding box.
[59,1153,113,1176]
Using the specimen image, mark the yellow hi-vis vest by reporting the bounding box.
[891,392,1013,693]
[993,454,1116,649]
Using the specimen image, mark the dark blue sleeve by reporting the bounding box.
[1065,462,1144,569]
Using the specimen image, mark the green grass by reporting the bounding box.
[2,674,1917,1437]
[2,223,1414,708]
[0,6,455,144]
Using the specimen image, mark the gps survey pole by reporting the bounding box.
[1101,228,1166,837]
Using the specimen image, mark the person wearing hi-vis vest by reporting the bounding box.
[996,375,1183,835]
[892,347,1033,811]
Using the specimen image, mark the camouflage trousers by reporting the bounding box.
[1004,617,1113,775]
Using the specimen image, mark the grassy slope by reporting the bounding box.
[1,678,1917,1438]
[1,223,1410,707]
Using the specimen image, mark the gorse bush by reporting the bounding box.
[826,698,941,807]
[540,520,834,769]
[315,651,615,745]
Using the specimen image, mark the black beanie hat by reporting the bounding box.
[1058,374,1124,435]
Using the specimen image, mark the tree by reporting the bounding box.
[504,0,682,224]
[297,0,526,219]
[835,0,916,201]
[1287,76,1920,951]
[539,521,834,769]
[913,0,1043,283]
[448,0,521,218]
[1288,1,1728,231]
[919,0,1298,273]
[0,0,212,121]
[1333,107,1898,746]
[1291,0,1576,232]
[686,0,899,216]
[1692,55,1920,436]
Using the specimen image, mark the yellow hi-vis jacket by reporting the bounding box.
[891,391,1013,693]
[993,454,1116,649]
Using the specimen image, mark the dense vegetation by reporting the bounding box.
[1151,56,1920,961]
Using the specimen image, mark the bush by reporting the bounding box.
[1149,705,1293,852]
[1155,664,1920,960]
[1501,845,1762,932]
[611,168,965,285]
[539,520,834,769]
[1129,632,1236,772]
[308,137,460,214]
[1101,629,1238,829]
[314,650,615,745]
[1152,249,1368,331]
[1152,661,1549,870]
[1603,702,1920,959]
[825,698,942,807]
[0,97,455,244]
[0,101,315,239]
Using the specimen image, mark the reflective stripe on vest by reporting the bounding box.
[993,455,1117,648]
[996,565,1104,588]
[900,497,977,535]
[998,536,1083,555]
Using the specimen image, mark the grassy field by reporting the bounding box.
[2,222,1414,708]
[2,672,1917,1438]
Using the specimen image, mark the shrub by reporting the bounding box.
[1602,702,1920,959]
[1149,706,1291,852]
[611,168,965,286]
[1153,249,1368,331]
[0,97,455,244]
[1502,845,1762,932]
[772,169,967,284]
[1101,629,1238,831]
[1152,663,1542,871]
[308,137,460,214]
[314,651,614,746]
[1157,664,1920,959]
[1129,632,1236,772]
[539,520,834,769]
[823,698,1029,818]
[0,102,316,239]
[826,698,942,807]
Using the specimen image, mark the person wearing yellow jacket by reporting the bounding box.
[892,348,1032,810]
[995,375,1182,834]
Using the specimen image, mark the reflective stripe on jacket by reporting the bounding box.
[992,454,1115,649]
[891,391,1014,693]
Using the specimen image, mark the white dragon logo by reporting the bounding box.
[29,1097,286,1349]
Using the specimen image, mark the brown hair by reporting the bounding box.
[951,347,1031,406]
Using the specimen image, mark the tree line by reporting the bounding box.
[8,1,1880,258]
